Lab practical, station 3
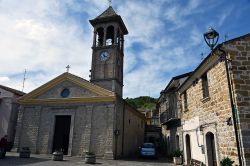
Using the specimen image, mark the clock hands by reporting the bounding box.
[100,51,110,61]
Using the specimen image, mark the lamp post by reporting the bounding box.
[204,28,242,166]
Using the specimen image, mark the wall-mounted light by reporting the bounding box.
[114,129,120,136]
[226,117,232,126]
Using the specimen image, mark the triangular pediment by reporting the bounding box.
[18,72,116,104]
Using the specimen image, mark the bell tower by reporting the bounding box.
[89,6,128,97]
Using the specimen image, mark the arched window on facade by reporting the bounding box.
[106,26,114,46]
[96,27,104,46]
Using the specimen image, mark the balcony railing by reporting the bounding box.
[160,109,179,124]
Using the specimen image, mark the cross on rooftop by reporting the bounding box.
[66,65,70,73]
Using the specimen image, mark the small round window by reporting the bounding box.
[61,88,70,98]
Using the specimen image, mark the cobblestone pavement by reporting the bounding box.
[0,152,175,166]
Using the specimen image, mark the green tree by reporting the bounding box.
[125,96,157,109]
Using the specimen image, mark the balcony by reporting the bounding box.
[160,109,180,125]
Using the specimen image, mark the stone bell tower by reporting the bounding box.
[89,6,128,97]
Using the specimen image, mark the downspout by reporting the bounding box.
[121,101,125,157]
[114,102,117,160]
[218,46,242,166]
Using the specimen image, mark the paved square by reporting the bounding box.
[0,152,175,166]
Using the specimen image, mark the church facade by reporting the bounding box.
[13,6,145,159]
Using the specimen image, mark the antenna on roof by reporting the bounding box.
[201,52,204,61]
[108,0,112,6]
[224,34,228,42]
[22,69,27,92]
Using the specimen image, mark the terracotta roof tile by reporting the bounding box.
[0,84,25,96]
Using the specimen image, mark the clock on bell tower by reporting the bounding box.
[89,6,128,97]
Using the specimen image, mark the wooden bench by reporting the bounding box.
[189,159,204,166]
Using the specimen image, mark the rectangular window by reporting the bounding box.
[202,73,209,98]
[183,91,188,111]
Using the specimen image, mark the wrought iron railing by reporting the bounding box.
[160,109,179,124]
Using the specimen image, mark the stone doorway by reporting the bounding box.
[52,115,71,155]
[206,132,217,166]
[185,134,191,165]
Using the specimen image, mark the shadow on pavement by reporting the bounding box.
[118,157,173,164]
[0,156,50,166]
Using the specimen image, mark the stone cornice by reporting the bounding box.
[18,96,116,105]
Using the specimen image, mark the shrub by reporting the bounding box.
[220,157,234,166]
[86,152,95,155]
[173,149,183,157]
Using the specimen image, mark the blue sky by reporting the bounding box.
[0,0,249,98]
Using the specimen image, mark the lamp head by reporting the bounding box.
[204,27,219,50]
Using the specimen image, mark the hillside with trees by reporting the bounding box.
[125,96,157,110]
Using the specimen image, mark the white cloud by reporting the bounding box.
[0,0,203,98]
[0,0,247,98]
[218,6,233,27]
[0,77,10,82]
[0,0,93,93]
[118,1,165,46]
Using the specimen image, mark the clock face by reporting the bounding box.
[100,51,110,61]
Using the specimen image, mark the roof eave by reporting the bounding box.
[89,15,128,35]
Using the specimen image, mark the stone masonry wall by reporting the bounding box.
[14,102,115,157]
[162,125,182,156]
[181,59,238,165]
[224,35,250,165]
[123,104,144,157]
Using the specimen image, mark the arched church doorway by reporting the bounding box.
[206,132,217,166]
[185,134,191,164]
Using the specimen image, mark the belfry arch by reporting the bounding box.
[106,25,115,46]
[95,27,104,47]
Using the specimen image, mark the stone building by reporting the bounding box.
[0,85,25,148]
[158,72,191,156]
[178,33,250,165]
[139,108,160,126]
[13,6,145,159]
[138,108,161,150]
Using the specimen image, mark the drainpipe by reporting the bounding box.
[218,46,242,166]
[121,101,125,157]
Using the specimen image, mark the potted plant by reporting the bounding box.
[19,147,31,158]
[52,149,64,161]
[173,149,183,165]
[85,152,96,164]
[220,157,234,166]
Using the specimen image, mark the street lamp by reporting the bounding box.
[203,27,243,166]
[204,27,219,50]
